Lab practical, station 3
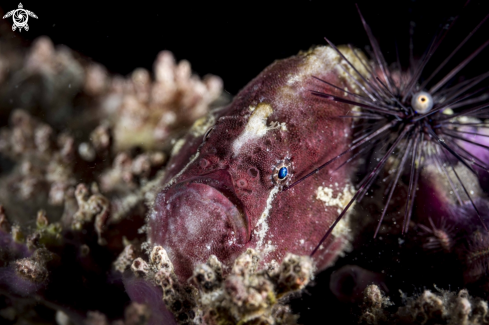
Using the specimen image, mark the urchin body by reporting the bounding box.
[302,7,489,255]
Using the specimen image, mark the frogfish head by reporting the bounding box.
[148,45,370,282]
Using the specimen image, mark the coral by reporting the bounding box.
[397,289,488,325]
[13,247,54,283]
[194,249,311,325]
[114,243,138,274]
[121,246,312,325]
[55,303,150,325]
[123,302,152,325]
[99,151,166,193]
[0,109,79,223]
[358,285,392,325]
[357,285,489,325]
[0,25,223,323]
[123,245,197,324]
[71,183,110,245]
[83,50,223,152]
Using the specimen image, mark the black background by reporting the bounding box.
[1,0,489,95]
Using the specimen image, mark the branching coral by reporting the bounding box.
[83,50,224,152]
[0,24,224,323]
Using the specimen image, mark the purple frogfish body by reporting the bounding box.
[147,45,368,282]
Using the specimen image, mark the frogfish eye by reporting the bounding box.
[411,91,434,114]
[272,159,292,185]
[278,167,288,180]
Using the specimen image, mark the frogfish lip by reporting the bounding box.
[174,169,250,243]
[150,169,249,280]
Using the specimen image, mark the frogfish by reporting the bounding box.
[125,45,368,323]
[148,45,366,280]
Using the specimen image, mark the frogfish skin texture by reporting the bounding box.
[148,45,367,282]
